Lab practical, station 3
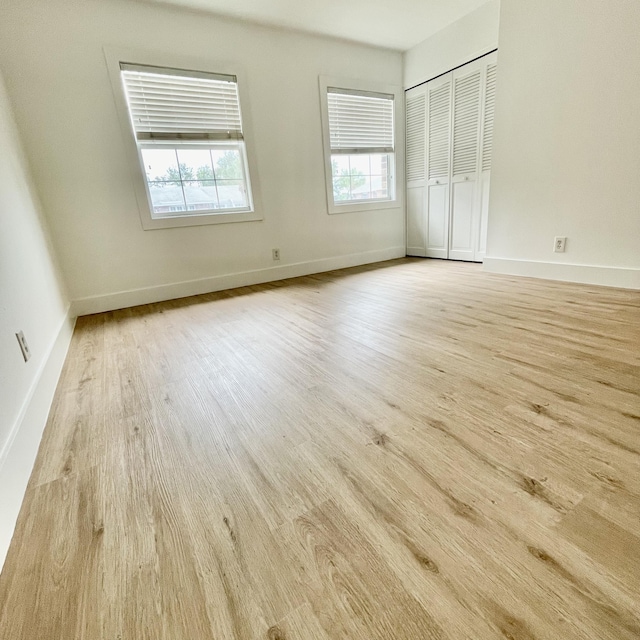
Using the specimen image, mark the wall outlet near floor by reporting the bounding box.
[554,236,567,253]
[16,331,31,362]
[272,248,280,261]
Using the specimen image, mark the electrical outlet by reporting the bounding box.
[16,331,31,362]
[554,236,567,253]
[272,248,280,261]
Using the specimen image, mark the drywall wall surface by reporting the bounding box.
[0,68,72,567]
[404,0,500,88]
[0,70,69,461]
[0,0,404,309]
[486,0,640,284]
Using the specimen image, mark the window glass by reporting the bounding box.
[331,153,391,203]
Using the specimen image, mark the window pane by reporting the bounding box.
[331,155,349,176]
[371,175,388,199]
[330,152,392,204]
[176,149,212,183]
[183,181,219,211]
[349,154,370,175]
[141,145,253,216]
[140,149,179,183]
[216,180,248,208]
[332,175,351,201]
[351,176,371,200]
[369,153,387,176]
[348,171,367,197]
[147,181,186,214]
[211,149,243,179]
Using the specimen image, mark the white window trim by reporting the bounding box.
[104,46,263,230]
[319,75,404,215]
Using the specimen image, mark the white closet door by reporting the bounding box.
[476,55,498,261]
[449,61,483,261]
[425,73,452,259]
[405,53,497,262]
[406,89,427,256]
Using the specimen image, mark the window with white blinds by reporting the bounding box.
[120,64,243,142]
[327,88,394,154]
[321,78,399,212]
[116,61,256,226]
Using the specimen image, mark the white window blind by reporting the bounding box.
[120,63,243,141]
[327,88,394,154]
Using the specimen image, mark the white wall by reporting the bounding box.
[404,0,500,89]
[0,70,73,568]
[485,0,640,288]
[0,0,405,314]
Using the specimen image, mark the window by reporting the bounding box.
[320,77,401,214]
[330,153,391,202]
[107,52,261,230]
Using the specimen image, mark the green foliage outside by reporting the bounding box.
[196,165,214,182]
[153,151,242,187]
[159,164,193,186]
[332,159,365,201]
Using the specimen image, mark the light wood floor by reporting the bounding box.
[1,259,639,639]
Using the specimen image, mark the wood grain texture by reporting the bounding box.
[1,258,639,639]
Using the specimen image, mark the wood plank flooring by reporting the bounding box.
[1,258,639,639]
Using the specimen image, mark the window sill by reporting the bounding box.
[140,208,263,230]
[327,198,400,215]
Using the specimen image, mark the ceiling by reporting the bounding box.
[143,0,491,51]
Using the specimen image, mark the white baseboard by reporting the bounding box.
[0,309,76,572]
[71,247,407,316]
[483,257,640,290]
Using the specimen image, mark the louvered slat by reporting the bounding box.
[428,81,451,180]
[328,89,394,153]
[120,65,243,141]
[406,93,425,181]
[482,64,497,171]
[453,70,481,176]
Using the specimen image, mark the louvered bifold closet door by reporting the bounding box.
[404,53,497,262]
[406,93,426,183]
[448,61,483,262]
[424,73,452,258]
[475,53,498,261]
[405,89,427,256]
[482,63,497,172]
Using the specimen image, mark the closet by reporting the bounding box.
[406,52,497,262]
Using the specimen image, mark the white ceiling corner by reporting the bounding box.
[142,0,491,51]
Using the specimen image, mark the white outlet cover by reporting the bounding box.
[16,331,31,362]
[554,237,567,253]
